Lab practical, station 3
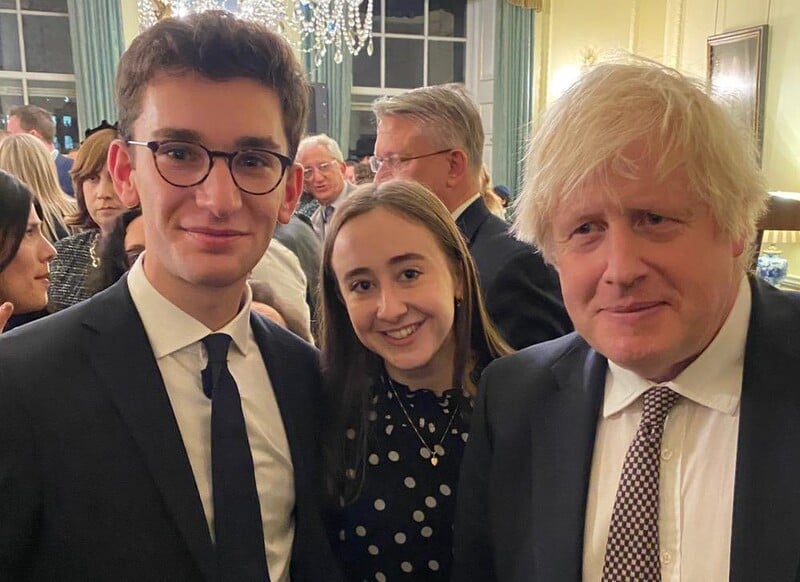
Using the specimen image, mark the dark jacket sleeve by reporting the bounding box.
[451,365,498,582]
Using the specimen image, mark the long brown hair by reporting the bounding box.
[318,179,511,503]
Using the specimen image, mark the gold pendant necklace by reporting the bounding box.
[385,376,462,467]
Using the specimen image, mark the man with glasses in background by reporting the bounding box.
[296,133,355,239]
[0,11,339,581]
[371,85,572,349]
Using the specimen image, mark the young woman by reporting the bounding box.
[48,127,126,310]
[0,170,57,332]
[0,133,75,242]
[319,179,511,581]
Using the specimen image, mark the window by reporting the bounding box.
[0,0,78,152]
[349,0,467,159]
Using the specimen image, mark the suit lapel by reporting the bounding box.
[730,279,800,581]
[529,341,606,580]
[82,279,215,580]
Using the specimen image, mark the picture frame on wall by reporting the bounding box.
[707,25,769,156]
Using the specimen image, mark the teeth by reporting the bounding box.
[385,324,418,339]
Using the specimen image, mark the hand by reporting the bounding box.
[0,302,13,333]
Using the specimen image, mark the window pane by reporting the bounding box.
[21,0,68,11]
[429,0,467,37]
[0,78,24,130]
[0,0,16,8]
[429,41,465,85]
[386,38,423,89]
[28,80,78,152]
[353,41,381,88]
[349,109,377,160]
[358,0,381,33]
[0,14,22,71]
[385,0,424,35]
[22,15,73,73]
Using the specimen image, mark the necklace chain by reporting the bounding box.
[88,231,100,269]
[384,376,462,467]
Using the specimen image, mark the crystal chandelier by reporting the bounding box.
[136,0,374,66]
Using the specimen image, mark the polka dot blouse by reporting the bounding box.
[329,378,472,581]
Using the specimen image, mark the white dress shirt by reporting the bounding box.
[451,192,481,220]
[583,275,751,581]
[127,255,295,582]
[311,183,350,238]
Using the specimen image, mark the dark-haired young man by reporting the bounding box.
[0,11,338,581]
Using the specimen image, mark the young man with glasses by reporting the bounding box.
[0,11,340,581]
[371,85,572,349]
[296,133,354,238]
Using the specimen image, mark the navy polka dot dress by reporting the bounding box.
[329,379,472,581]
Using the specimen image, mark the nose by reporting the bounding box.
[197,157,242,217]
[602,223,648,288]
[97,172,118,200]
[373,162,392,185]
[39,234,57,264]
[376,283,407,321]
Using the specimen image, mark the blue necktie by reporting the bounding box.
[202,333,270,582]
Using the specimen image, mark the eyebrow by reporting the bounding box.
[341,252,428,280]
[150,128,284,153]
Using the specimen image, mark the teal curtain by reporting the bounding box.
[492,2,535,201]
[304,49,352,157]
[67,0,125,135]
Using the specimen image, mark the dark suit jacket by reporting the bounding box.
[0,278,339,581]
[456,198,572,349]
[452,277,800,581]
[55,152,74,196]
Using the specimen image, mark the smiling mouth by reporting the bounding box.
[384,323,421,339]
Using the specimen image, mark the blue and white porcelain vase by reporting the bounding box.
[756,244,789,287]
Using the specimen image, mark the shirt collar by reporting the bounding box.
[451,192,482,220]
[127,252,253,359]
[603,274,751,417]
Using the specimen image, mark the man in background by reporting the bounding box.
[296,133,354,239]
[7,104,74,196]
[371,85,572,349]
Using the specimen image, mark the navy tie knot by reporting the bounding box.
[201,333,232,398]
[323,204,335,223]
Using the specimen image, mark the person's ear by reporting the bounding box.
[108,139,141,208]
[446,149,470,186]
[278,163,303,224]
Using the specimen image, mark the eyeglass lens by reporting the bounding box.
[153,141,285,194]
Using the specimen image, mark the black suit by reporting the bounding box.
[456,198,572,349]
[55,152,74,196]
[452,277,800,581]
[0,278,339,581]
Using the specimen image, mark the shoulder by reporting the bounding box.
[484,332,588,381]
[54,229,95,250]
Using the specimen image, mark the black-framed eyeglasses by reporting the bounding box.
[369,148,453,173]
[126,140,293,196]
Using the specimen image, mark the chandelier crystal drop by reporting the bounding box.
[136,0,374,66]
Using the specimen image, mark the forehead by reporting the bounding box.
[133,72,288,149]
[298,143,333,162]
[375,116,429,151]
[332,207,448,270]
[558,167,697,218]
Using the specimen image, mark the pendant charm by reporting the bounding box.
[430,455,438,466]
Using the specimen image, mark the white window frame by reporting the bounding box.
[0,1,76,116]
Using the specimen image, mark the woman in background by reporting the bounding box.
[0,133,75,242]
[48,127,126,310]
[84,207,143,296]
[318,180,511,581]
[0,170,56,332]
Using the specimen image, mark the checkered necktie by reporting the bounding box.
[602,386,680,582]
